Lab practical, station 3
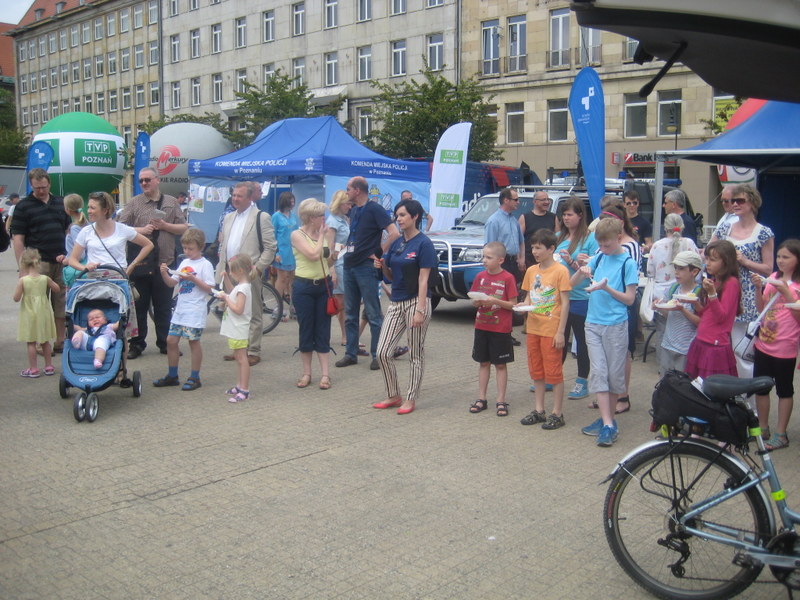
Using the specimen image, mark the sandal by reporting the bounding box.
[20,368,41,378]
[496,402,509,417]
[520,409,546,425]
[296,374,312,388]
[44,366,55,376]
[319,375,332,390]
[765,433,789,451]
[228,390,250,403]
[761,425,771,441]
[588,400,599,409]
[182,377,202,391]
[469,399,488,413]
[615,397,631,415]
[225,385,241,395]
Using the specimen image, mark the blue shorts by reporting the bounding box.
[168,324,204,341]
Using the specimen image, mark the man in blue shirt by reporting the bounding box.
[484,187,525,284]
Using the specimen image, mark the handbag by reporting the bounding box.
[639,277,655,324]
[733,293,779,362]
[319,245,339,316]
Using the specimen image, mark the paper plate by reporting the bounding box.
[467,291,491,301]
[785,302,800,310]
[673,294,699,302]
[765,278,783,286]
[655,303,678,309]
[513,305,535,312]
[585,278,607,292]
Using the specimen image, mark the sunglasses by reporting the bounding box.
[624,202,638,206]
[139,178,152,184]
[731,197,748,205]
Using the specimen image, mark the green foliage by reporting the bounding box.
[0,88,27,165]
[364,67,502,162]
[699,96,744,140]
[229,70,344,147]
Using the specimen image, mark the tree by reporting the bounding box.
[699,96,744,140]
[229,69,344,147]
[0,88,27,165]
[364,67,502,162]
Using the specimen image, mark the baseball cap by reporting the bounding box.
[672,251,702,269]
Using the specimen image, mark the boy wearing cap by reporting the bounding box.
[653,250,703,373]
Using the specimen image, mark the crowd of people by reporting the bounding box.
[9,171,800,448]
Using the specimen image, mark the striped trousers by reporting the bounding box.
[376,297,432,402]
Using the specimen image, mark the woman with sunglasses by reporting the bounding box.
[713,185,739,235]
[710,183,775,377]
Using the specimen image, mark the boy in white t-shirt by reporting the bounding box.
[153,229,216,391]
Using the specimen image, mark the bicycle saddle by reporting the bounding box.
[703,374,774,401]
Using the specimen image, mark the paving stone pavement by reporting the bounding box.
[0,251,797,600]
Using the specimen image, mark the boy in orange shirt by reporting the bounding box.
[518,229,571,429]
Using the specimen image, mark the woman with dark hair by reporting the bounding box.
[555,196,598,401]
[272,191,299,320]
[710,183,775,377]
[372,199,437,415]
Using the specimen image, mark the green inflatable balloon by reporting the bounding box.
[32,112,127,199]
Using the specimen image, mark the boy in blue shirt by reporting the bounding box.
[570,219,638,447]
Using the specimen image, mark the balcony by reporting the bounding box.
[547,49,571,69]
[505,54,527,73]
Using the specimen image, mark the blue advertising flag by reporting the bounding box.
[25,141,55,195]
[133,132,150,195]
[569,67,606,219]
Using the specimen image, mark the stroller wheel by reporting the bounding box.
[132,371,142,398]
[73,392,87,422]
[85,393,99,422]
[59,374,69,399]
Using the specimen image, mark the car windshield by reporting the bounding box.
[458,198,501,226]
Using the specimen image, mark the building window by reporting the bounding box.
[658,90,682,137]
[73,97,80,112]
[548,99,568,141]
[357,0,371,22]
[293,3,305,36]
[18,42,25,62]
[212,73,223,102]
[148,0,159,25]
[390,0,406,16]
[482,20,500,75]
[150,82,160,105]
[51,101,59,117]
[82,22,90,44]
[123,126,132,148]
[391,40,406,76]
[32,106,39,126]
[20,75,27,94]
[427,33,444,71]
[292,58,305,86]
[235,17,247,48]
[122,87,131,110]
[107,13,116,36]
[508,15,527,72]
[121,47,130,71]
[549,8,570,68]
[120,8,130,33]
[171,82,181,109]
[107,51,117,74]
[262,11,275,42]
[70,25,78,47]
[48,32,57,53]
[97,91,105,113]
[84,95,93,113]
[22,108,29,127]
[59,29,67,50]
[263,63,275,86]
[134,44,144,68]
[190,0,198,10]
[236,69,248,93]
[148,40,159,64]
[135,84,145,107]
[325,52,338,86]
[426,0,443,6]
[189,29,200,58]
[191,77,201,105]
[40,71,47,89]
[42,103,49,123]
[170,34,180,62]
[578,27,601,65]
[325,0,338,28]
[109,90,118,111]
[357,46,372,81]
[357,107,372,140]
[133,5,143,29]
[94,18,104,40]
[211,24,221,53]
[38,35,45,56]
[60,64,68,85]
[95,55,104,77]
[622,37,638,62]
[83,58,92,80]
[50,67,58,87]
[62,99,70,114]
[169,0,179,16]
[71,61,80,82]
[506,102,524,144]
[624,93,647,138]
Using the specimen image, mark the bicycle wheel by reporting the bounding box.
[604,441,771,600]
[261,281,283,335]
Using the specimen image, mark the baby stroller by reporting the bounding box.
[59,265,142,422]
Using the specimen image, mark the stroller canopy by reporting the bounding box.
[66,279,132,316]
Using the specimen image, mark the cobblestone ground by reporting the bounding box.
[0,251,796,599]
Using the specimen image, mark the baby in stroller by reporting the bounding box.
[71,309,120,369]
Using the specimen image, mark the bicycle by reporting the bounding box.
[603,373,800,600]
[208,273,283,335]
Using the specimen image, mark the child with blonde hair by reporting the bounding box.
[219,253,255,403]
[61,193,87,287]
[14,249,60,377]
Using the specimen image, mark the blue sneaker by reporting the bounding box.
[568,378,589,400]
[596,425,619,447]
[582,418,617,437]
[530,383,555,392]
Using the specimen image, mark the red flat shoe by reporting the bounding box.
[373,398,402,409]
[397,403,415,415]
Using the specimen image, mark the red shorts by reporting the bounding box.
[526,333,564,384]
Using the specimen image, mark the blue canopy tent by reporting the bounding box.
[653,101,800,247]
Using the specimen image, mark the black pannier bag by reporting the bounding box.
[651,370,750,446]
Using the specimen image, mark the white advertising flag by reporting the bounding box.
[428,122,472,230]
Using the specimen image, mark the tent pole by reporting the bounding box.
[654,154,665,242]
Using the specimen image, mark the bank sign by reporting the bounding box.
[74,139,117,167]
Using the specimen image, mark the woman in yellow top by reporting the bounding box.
[291,198,336,390]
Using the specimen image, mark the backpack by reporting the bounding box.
[651,370,750,445]
[0,217,10,253]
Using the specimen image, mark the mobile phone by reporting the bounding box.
[152,209,166,220]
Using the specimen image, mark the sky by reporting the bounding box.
[0,0,34,25]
